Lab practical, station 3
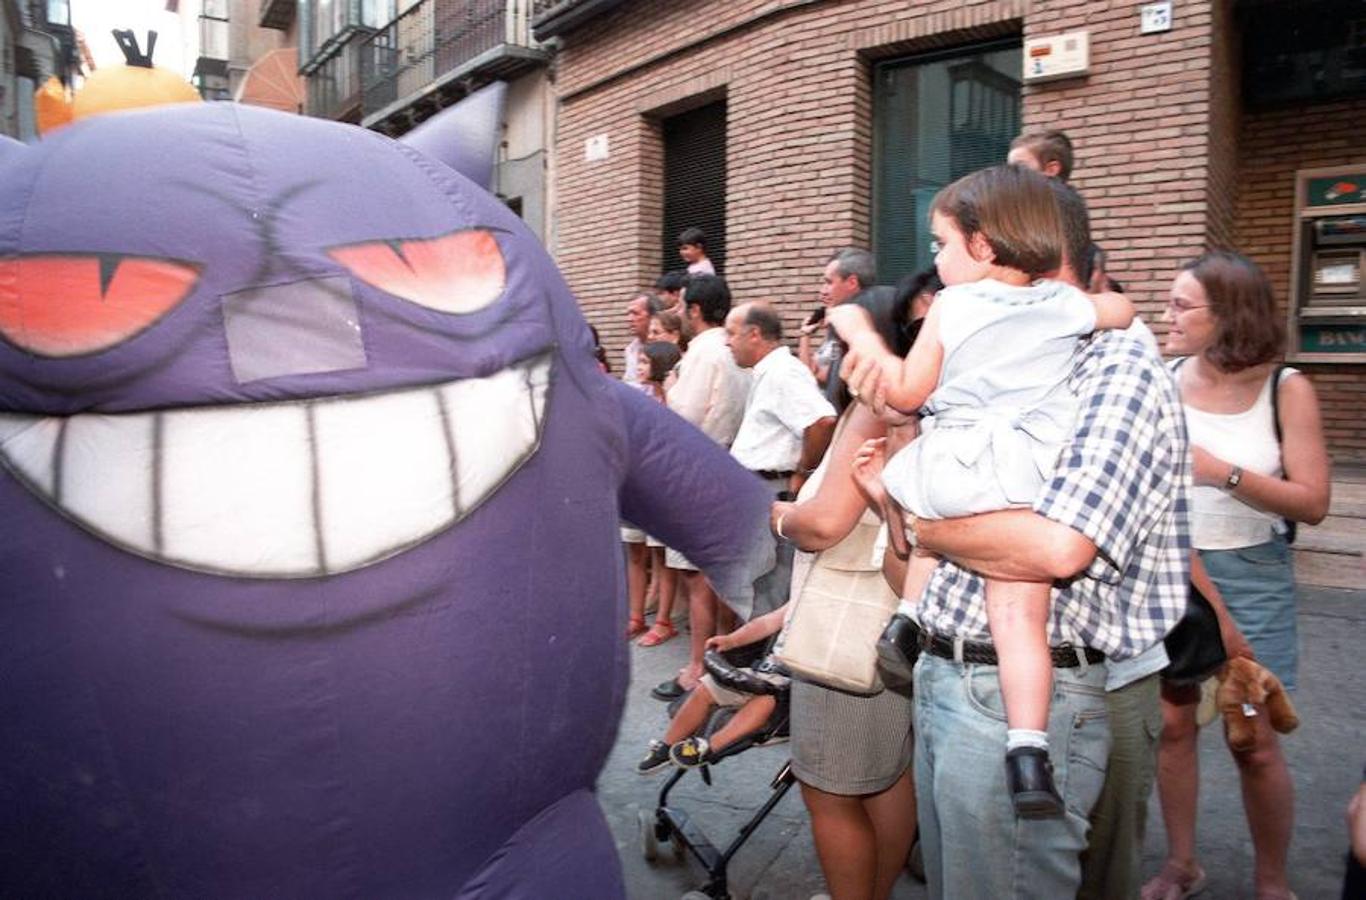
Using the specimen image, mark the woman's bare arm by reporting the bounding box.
[1193,373,1332,524]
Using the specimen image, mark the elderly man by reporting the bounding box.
[620,291,665,640]
[798,248,900,410]
[725,302,836,500]
[621,291,663,391]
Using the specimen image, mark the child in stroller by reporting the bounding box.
[637,603,791,774]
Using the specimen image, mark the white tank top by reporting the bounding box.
[1178,362,1294,550]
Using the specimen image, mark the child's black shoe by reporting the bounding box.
[669,736,711,769]
[637,740,672,775]
[875,613,918,689]
[1004,746,1064,818]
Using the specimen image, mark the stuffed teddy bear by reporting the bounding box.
[1216,656,1300,752]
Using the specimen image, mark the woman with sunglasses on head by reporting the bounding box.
[1144,251,1331,900]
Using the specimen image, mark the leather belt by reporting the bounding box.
[916,625,1104,669]
[751,469,795,480]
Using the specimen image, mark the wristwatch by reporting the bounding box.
[1224,465,1243,491]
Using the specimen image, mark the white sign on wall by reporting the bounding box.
[1022,31,1090,83]
[584,134,610,162]
[1141,2,1174,34]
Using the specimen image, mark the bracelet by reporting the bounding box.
[1224,465,1243,491]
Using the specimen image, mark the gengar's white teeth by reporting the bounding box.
[0,353,552,577]
[160,403,319,575]
[442,358,545,520]
[0,414,61,496]
[62,414,156,552]
[313,388,456,573]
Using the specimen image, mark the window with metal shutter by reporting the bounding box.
[873,41,1021,285]
[662,100,727,276]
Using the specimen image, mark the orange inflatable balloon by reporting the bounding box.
[71,65,200,121]
[36,29,200,136]
[33,77,74,135]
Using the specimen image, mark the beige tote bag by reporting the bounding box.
[773,455,899,694]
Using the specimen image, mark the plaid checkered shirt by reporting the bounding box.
[913,330,1192,660]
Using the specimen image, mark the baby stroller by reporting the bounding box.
[639,645,795,900]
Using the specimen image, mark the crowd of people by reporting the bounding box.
[610,131,1340,900]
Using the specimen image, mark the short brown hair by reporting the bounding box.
[650,310,688,351]
[1182,250,1285,372]
[931,165,1063,278]
[1010,130,1074,181]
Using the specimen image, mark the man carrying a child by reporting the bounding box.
[833,164,1190,898]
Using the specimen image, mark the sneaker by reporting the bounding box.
[1004,746,1064,818]
[875,613,919,689]
[669,736,711,768]
[637,740,672,775]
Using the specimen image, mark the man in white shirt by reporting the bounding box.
[726,302,836,500]
[654,275,749,699]
[621,291,662,391]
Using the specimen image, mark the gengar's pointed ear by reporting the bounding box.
[398,81,505,189]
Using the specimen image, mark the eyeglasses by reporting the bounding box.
[1167,298,1209,314]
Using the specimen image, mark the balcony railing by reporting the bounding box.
[359,0,541,122]
[306,32,372,122]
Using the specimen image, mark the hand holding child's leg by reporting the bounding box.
[986,577,1063,818]
[852,437,912,560]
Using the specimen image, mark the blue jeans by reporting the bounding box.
[913,653,1111,900]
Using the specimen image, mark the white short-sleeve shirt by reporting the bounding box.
[730,346,836,471]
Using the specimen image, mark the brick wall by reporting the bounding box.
[550,0,1363,467]
[553,0,1235,361]
[1235,97,1366,465]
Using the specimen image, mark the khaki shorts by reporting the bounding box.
[699,669,785,709]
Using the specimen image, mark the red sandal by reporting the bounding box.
[637,621,676,647]
[625,616,648,640]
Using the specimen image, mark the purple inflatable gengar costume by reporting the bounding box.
[0,94,775,897]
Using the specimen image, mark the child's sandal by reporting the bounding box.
[625,616,648,640]
[638,621,676,647]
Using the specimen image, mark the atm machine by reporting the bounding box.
[1288,165,1366,362]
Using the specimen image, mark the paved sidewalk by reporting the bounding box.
[598,586,1364,899]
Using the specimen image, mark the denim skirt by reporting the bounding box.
[1198,533,1298,691]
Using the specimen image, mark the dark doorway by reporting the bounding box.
[662,100,727,276]
[873,41,1022,284]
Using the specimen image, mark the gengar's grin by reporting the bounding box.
[0,351,552,578]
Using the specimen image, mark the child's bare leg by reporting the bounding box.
[662,685,718,744]
[985,577,1064,818]
[985,578,1053,733]
[899,549,938,614]
[705,695,777,753]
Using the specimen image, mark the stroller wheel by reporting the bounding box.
[639,809,660,862]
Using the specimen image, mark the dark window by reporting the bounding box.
[662,100,727,276]
[872,41,1021,284]
[1240,0,1366,108]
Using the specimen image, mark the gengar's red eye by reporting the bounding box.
[326,229,505,315]
[0,255,201,357]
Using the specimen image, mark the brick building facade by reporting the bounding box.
[535,0,1365,465]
